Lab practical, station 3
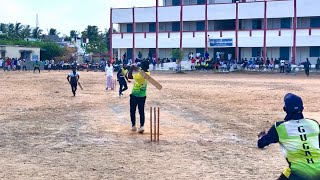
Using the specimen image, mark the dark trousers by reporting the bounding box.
[280,66,285,73]
[130,95,146,127]
[34,67,40,73]
[70,83,77,96]
[22,66,27,71]
[119,79,128,95]
[305,68,310,76]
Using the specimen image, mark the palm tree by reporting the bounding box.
[14,22,23,38]
[49,28,59,36]
[20,25,32,39]
[70,30,78,39]
[0,23,8,34]
[7,23,15,37]
[32,27,43,39]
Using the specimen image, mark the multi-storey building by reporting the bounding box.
[110,0,320,64]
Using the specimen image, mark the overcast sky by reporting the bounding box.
[0,0,160,36]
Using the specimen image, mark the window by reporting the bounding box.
[172,22,180,32]
[311,17,320,28]
[252,19,262,30]
[196,48,205,57]
[280,47,289,60]
[196,21,205,31]
[172,0,180,6]
[213,20,235,30]
[127,24,133,33]
[252,47,261,57]
[281,18,291,29]
[149,23,156,32]
[197,0,205,5]
[310,47,320,57]
[127,48,132,60]
[1,51,5,58]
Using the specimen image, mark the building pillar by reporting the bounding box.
[109,8,113,61]
[263,0,267,64]
[156,0,159,63]
[205,0,208,52]
[293,0,297,64]
[235,2,239,62]
[132,7,135,63]
[179,0,183,50]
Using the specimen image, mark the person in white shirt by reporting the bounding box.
[0,59,3,69]
[280,59,285,73]
[105,61,114,90]
[67,67,80,96]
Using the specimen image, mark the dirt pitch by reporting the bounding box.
[0,70,319,180]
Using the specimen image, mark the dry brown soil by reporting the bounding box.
[0,70,319,180]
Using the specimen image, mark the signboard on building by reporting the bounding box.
[209,38,233,47]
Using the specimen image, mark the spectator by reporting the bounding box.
[191,57,195,71]
[302,58,311,76]
[33,60,41,73]
[152,57,156,70]
[316,57,320,71]
[22,60,27,71]
[280,59,285,73]
[205,51,209,60]
[138,51,142,60]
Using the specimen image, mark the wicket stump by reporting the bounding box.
[150,107,160,142]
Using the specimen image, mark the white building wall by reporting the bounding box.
[297,0,320,17]
[267,0,293,18]
[208,4,236,20]
[239,2,264,19]
[5,46,40,60]
[158,6,180,22]
[112,9,132,23]
[183,5,205,21]
[135,7,156,23]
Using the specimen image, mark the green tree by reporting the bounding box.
[14,22,23,38]
[81,25,99,41]
[39,42,65,60]
[49,28,59,35]
[20,25,31,39]
[171,49,184,72]
[7,23,15,38]
[32,27,42,39]
[85,33,107,58]
[70,30,78,39]
[0,23,8,34]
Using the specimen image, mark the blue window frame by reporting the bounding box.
[252,47,261,57]
[172,0,180,6]
[280,47,289,60]
[281,18,291,29]
[311,17,320,28]
[310,47,320,57]
[127,24,133,33]
[196,21,205,31]
[197,0,205,5]
[172,22,180,32]
[196,48,204,57]
[252,19,262,30]
[149,23,156,32]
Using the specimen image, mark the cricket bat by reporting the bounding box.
[139,70,162,90]
[78,81,84,90]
